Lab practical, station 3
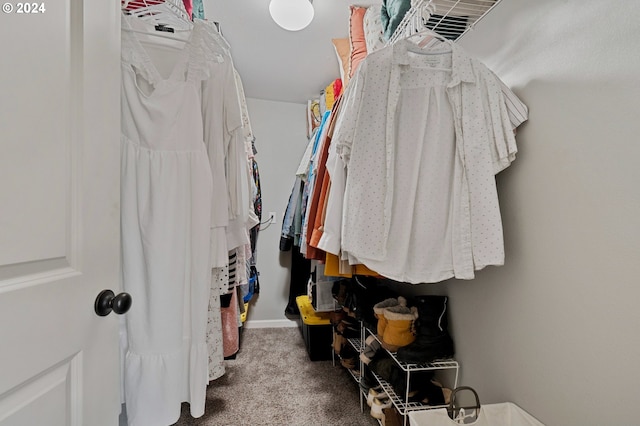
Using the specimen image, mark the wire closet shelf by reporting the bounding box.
[388,0,502,44]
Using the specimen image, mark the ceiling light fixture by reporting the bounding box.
[269,0,314,31]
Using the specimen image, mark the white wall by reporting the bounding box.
[411,1,640,424]
[243,98,308,327]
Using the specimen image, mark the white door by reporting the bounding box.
[0,2,122,425]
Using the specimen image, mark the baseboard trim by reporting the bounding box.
[244,319,298,329]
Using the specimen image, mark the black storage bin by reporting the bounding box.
[296,295,333,361]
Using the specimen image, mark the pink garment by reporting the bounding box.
[221,289,239,358]
[182,0,193,18]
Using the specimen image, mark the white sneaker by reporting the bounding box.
[367,386,386,407]
[370,396,392,419]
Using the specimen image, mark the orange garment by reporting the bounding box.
[324,253,351,277]
[304,93,380,278]
[309,173,331,252]
[324,253,380,277]
[307,95,345,260]
[354,264,379,276]
[304,137,330,259]
[305,95,343,260]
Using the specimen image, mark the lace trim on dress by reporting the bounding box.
[121,23,163,87]
[121,15,229,86]
[185,19,228,83]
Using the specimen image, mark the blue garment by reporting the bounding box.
[299,110,331,254]
[281,111,330,252]
[381,0,412,41]
[280,177,303,250]
[293,181,305,247]
[192,0,205,20]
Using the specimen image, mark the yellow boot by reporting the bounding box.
[373,296,406,338]
[381,305,418,352]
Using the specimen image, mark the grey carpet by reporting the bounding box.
[174,327,378,426]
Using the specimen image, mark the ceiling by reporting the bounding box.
[203,0,381,104]
[202,0,498,104]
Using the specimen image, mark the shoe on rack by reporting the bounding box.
[366,385,386,407]
[407,379,451,406]
[370,396,392,419]
[339,345,358,370]
[386,368,434,399]
[360,335,381,365]
[336,318,360,338]
[442,386,452,405]
[331,279,349,306]
[382,406,403,426]
[429,379,452,405]
[359,369,379,395]
[329,309,347,326]
[395,334,454,364]
[373,296,406,338]
[381,305,418,352]
[396,296,455,363]
[368,358,398,384]
[340,357,357,370]
[332,331,345,355]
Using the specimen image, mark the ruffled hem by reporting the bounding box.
[124,341,208,426]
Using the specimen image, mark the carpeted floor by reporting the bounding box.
[174,327,378,426]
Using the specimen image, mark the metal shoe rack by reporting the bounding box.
[345,335,365,381]
[336,320,459,426]
[332,323,365,412]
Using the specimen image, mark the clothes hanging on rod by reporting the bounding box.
[286,1,526,284]
[325,37,526,284]
[120,8,259,425]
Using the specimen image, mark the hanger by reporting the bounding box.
[122,0,232,59]
[405,27,451,50]
[122,0,193,43]
[123,0,191,23]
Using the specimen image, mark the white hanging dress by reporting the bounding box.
[120,17,226,426]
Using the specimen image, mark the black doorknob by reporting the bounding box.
[94,290,132,316]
